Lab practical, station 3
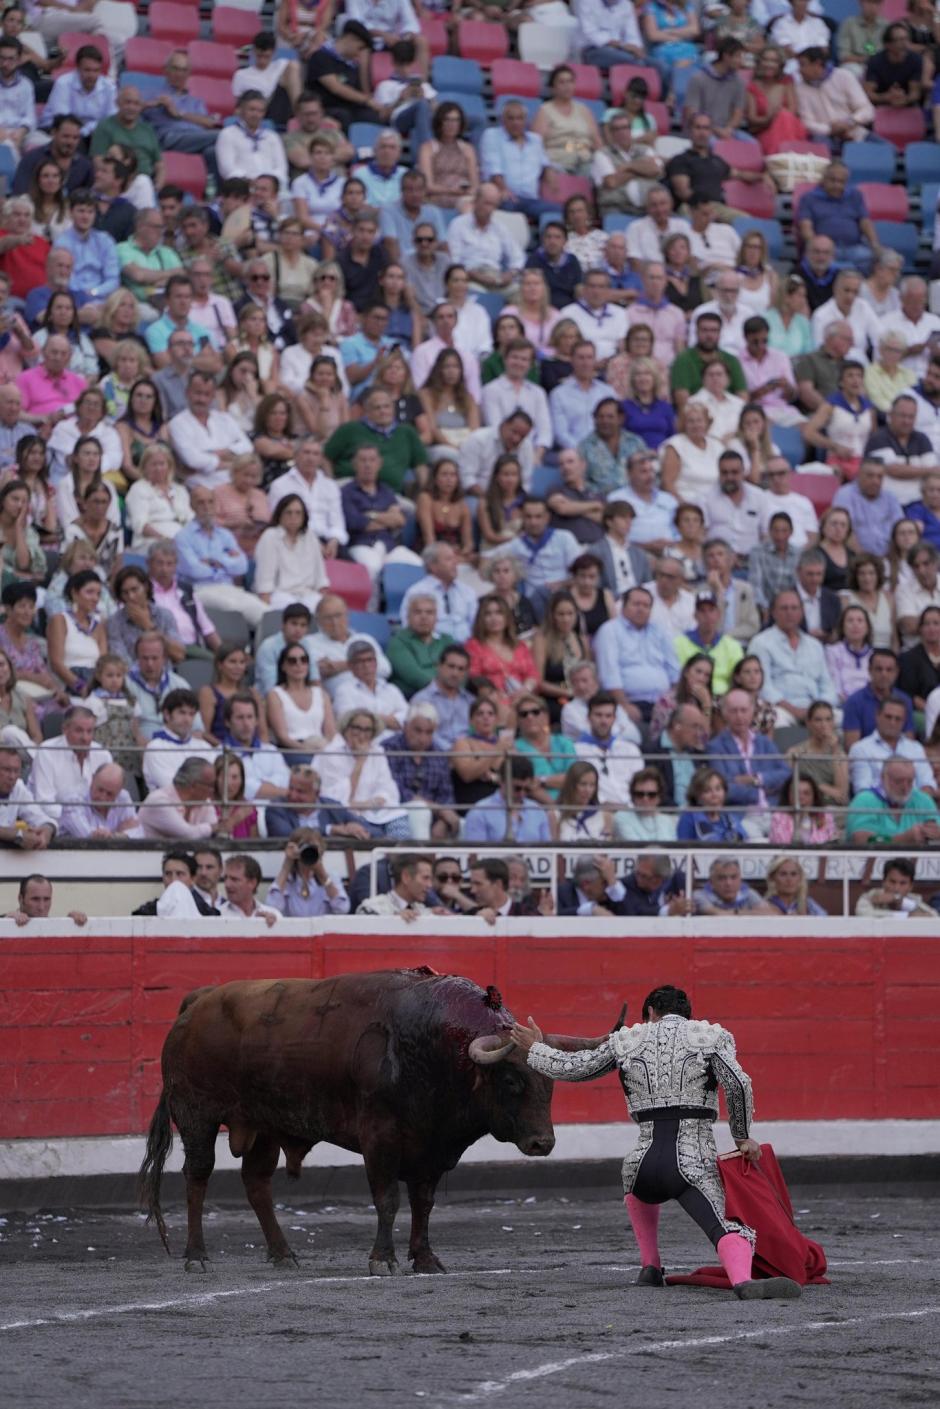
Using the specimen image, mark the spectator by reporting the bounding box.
[866,397,938,510]
[556,760,614,842]
[412,644,473,751]
[842,648,914,748]
[794,321,853,415]
[650,699,708,808]
[674,587,744,693]
[512,690,577,801]
[168,370,253,490]
[614,766,678,843]
[751,587,840,725]
[254,493,328,614]
[387,595,455,698]
[6,874,86,927]
[566,550,616,632]
[574,689,644,804]
[816,504,855,593]
[59,759,139,842]
[16,333,86,425]
[796,161,881,274]
[216,90,287,188]
[382,702,458,842]
[219,691,291,805]
[340,444,423,590]
[400,543,477,644]
[333,640,408,737]
[15,115,92,197]
[268,436,347,559]
[617,852,691,918]
[218,853,279,925]
[479,101,556,220]
[192,846,222,911]
[315,708,409,837]
[138,756,218,841]
[899,606,940,712]
[849,696,934,795]
[560,269,629,368]
[458,410,535,498]
[692,856,775,915]
[863,21,924,108]
[620,363,676,455]
[0,197,47,307]
[792,547,841,644]
[463,754,551,844]
[147,540,219,658]
[592,99,665,217]
[264,763,370,841]
[356,852,437,921]
[825,604,876,703]
[764,856,829,917]
[709,687,791,835]
[469,856,547,922]
[197,645,269,749]
[526,221,582,312]
[504,497,581,612]
[644,556,696,638]
[0,745,54,848]
[769,772,838,846]
[141,688,215,793]
[678,765,747,843]
[794,45,875,145]
[132,849,219,918]
[855,857,937,919]
[897,542,940,649]
[142,50,221,166]
[307,593,392,701]
[0,478,46,584]
[122,633,188,740]
[749,511,799,616]
[29,704,111,824]
[579,398,646,498]
[847,756,940,845]
[173,486,265,629]
[266,829,350,917]
[595,585,679,720]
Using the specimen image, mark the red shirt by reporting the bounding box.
[0,230,51,301]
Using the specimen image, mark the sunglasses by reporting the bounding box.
[517,708,544,718]
[436,871,461,883]
[285,654,308,664]
[318,273,338,281]
[249,273,271,282]
[632,789,660,799]
[414,235,435,243]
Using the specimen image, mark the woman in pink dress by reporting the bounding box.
[465,594,539,706]
[746,45,807,155]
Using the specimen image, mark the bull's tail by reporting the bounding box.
[138,1088,173,1255]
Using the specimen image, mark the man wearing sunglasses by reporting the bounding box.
[234,257,297,350]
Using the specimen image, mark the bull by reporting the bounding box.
[138,967,606,1275]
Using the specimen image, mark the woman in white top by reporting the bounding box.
[504,269,561,357]
[660,401,724,504]
[254,492,328,612]
[47,386,123,482]
[280,311,348,396]
[736,229,779,314]
[614,766,678,842]
[46,568,107,694]
[446,266,494,361]
[125,443,194,551]
[556,761,613,842]
[688,360,747,444]
[840,553,895,649]
[802,361,876,480]
[266,639,336,762]
[54,436,121,533]
[314,708,410,836]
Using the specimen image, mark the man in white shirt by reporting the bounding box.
[268,436,347,555]
[139,756,219,841]
[446,183,525,293]
[216,89,288,187]
[574,691,644,804]
[703,449,768,565]
[356,852,437,920]
[29,706,112,825]
[560,269,630,366]
[691,272,748,358]
[771,0,830,70]
[0,746,54,848]
[848,696,935,795]
[625,185,691,267]
[560,661,642,744]
[880,277,940,381]
[643,559,696,637]
[810,268,880,363]
[231,31,302,117]
[333,640,408,735]
[577,0,643,68]
[400,542,478,642]
[307,593,392,699]
[169,369,253,489]
[59,761,140,841]
[687,196,742,273]
[757,457,819,550]
[410,300,483,400]
[896,542,940,649]
[458,411,535,495]
[480,338,552,456]
[143,688,216,793]
[221,693,291,803]
[218,853,279,926]
[187,258,236,350]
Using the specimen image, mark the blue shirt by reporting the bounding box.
[463,794,551,844]
[412,679,472,750]
[339,330,396,393]
[254,630,321,696]
[842,682,914,739]
[0,73,34,133]
[146,314,209,356]
[832,480,903,557]
[479,128,548,202]
[594,614,680,702]
[613,485,679,546]
[797,184,868,247]
[174,520,248,586]
[356,162,406,209]
[341,479,401,548]
[621,398,676,450]
[906,499,940,550]
[506,527,581,588]
[378,201,446,257]
[142,84,209,134]
[549,377,609,449]
[53,227,120,299]
[44,71,116,136]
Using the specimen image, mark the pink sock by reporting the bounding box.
[717,1232,753,1286]
[625,1194,661,1267]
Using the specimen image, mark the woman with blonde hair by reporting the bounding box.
[504,269,561,357]
[864,331,915,414]
[764,855,828,915]
[125,442,193,551]
[91,287,146,368]
[621,357,675,450]
[764,273,813,358]
[556,760,613,841]
[229,303,280,394]
[660,400,724,503]
[302,260,357,338]
[101,339,152,421]
[737,229,779,314]
[538,317,581,395]
[46,534,117,618]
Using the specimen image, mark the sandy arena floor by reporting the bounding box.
[2,1180,938,1408]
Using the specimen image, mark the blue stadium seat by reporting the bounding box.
[773,424,806,469]
[494,94,541,121]
[602,212,637,232]
[122,71,165,100]
[582,99,606,122]
[731,215,784,261]
[826,0,859,20]
[348,610,391,648]
[382,563,424,618]
[431,56,483,94]
[349,122,383,153]
[921,183,939,235]
[906,142,937,188]
[531,464,562,498]
[474,290,507,321]
[874,219,919,269]
[453,92,488,127]
[842,141,895,184]
[0,145,15,192]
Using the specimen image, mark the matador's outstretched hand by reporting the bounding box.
[510,1017,544,1052]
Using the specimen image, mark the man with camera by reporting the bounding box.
[266,829,350,917]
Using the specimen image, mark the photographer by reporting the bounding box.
[266,827,350,917]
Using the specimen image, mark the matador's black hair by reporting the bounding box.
[643,986,692,1021]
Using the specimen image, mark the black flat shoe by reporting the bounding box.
[636,1265,666,1287]
[733,1277,801,1301]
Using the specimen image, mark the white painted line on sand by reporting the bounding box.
[444,1306,940,1403]
[0,1268,514,1333]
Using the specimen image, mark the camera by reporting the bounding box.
[299,843,320,867]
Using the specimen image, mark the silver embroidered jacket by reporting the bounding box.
[527,1014,754,1140]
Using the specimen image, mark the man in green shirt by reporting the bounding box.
[671,310,746,411]
[847,757,940,846]
[837,0,886,75]
[324,385,428,492]
[90,85,164,186]
[387,595,455,696]
[117,207,182,304]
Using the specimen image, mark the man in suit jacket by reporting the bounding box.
[708,689,791,836]
[619,854,690,917]
[557,856,632,917]
[796,549,841,643]
[648,701,709,808]
[596,500,652,598]
[469,857,544,922]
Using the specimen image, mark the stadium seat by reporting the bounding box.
[0,145,16,194]
[348,610,391,648]
[609,64,662,104]
[147,1,199,44]
[494,94,540,122]
[474,290,508,321]
[791,471,838,514]
[382,563,423,618]
[732,216,784,261]
[51,31,111,72]
[256,609,282,646]
[325,558,371,612]
[370,51,394,85]
[786,139,830,158]
[542,171,594,205]
[161,151,208,199]
[921,183,939,236]
[454,92,487,128]
[188,76,237,119]
[457,21,509,63]
[857,183,908,222]
[349,122,383,153]
[723,179,775,219]
[178,658,214,692]
[518,25,572,72]
[568,64,604,102]
[647,101,671,136]
[873,107,926,149]
[905,141,937,188]
[430,56,482,96]
[532,464,562,498]
[602,212,636,232]
[713,138,764,173]
[189,41,237,80]
[491,59,541,98]
[212,6,259,46]
[873,219,918,269]
[774,424,808,470]
[419,15,449,57]
[825,0,859,21]
[122,70,164,99]
[205,607,251,649]
[841,140,895,184]
[123,36,173,74]
[493,210,529,249]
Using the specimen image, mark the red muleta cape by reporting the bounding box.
[666,1144,829,1288]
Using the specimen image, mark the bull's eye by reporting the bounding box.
[499,1069,525,1098]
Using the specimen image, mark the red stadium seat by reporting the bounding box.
[609,64,662,104]
[873,107,926,149]
[52,31,111,72]
[161,152,208,199]
[881,0,908,16]
[189,76,237,118]
[857,182,909,221]
[211,6,259,47]
[788,140,830,158]
[420,15,449,57]
[491,59,541,98]
[325,558,371,611]
[714,138,764,173]
[123,36,173,75]
[647,100,670,136]
[541,171,594,205]
[189,41,237,80]
[791,472,838,515]
[723,178,775,219]
[370,51,394,84]
[148,1,199,44]
[456,21,508,63]
[568,63,604,101]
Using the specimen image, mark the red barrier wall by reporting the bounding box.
[2,929,939,1140]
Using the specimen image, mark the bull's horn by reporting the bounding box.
[468,1034,515,1065]
[544,1033,609,1051]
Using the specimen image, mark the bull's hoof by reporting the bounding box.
[368,1258,400,1277]
[269,1250,300,1270]
[412,1252,446,1275]
[184,1256,209,1273]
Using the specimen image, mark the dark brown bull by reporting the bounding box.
[138,967,606,1275]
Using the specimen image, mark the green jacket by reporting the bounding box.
[90,116,162,176]
[846,787,940,845]
[670,347,746,396]
[386,628,455,696]
[324,421,428,493]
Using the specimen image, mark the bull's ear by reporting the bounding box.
[543,1033,610,1051]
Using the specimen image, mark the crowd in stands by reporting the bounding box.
[0,0,939,919]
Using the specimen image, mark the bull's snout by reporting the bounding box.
[519,1134,555,1157]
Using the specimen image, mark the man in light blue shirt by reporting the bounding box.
[480,103,558,220]
[750,588,839,727]
[44,47,116,137]
[400,544,478,642]
[505,498,581,610]
[576,0,644,70]
[832,460,903,557]
[378,169,446,259]
[145,273,208,363]
[594,586,680,712]
[447,183,525,292]
[53,192,119,304]
[174,485,268,630]
[611,450,680,551]
[413,646,473,750]
[463,756,552,844]
[354,129,407,209]
[549,341,609,448]
[0,37,34,151]
[848,696,934,795]
[254,604,322,698]
[339,304,396,394]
